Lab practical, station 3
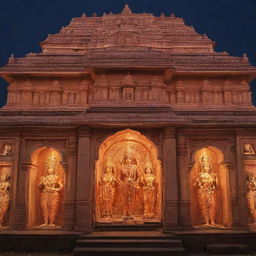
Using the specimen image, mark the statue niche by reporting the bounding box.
[244,159,256,228]
[190,147,232,229]
[95,129,162,224]
[28,147,65,228]
[0,163,11,228]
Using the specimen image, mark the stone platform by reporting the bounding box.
[0,229,255,255]
[0,230,80,252]
[73,231,185,256]
[175,229,256,254]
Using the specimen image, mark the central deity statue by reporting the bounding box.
[194,151,218,227]
[39,153,63,227]
[120,152,138,219]
[0,166,11,227]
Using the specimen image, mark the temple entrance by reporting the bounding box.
[95,129,162,225]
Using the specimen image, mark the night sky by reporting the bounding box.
[0,0,256,107]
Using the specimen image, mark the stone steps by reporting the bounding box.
[73,231,186,256]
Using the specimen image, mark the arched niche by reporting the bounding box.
[95,129,162,224]
[28,146,65,228]
[190,146,232,229]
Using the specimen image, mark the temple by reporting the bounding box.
[0,4,256,255]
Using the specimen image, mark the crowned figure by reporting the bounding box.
[0,166,11,227]
[120,150,138,219]
[39,152,63,227]
[194,151,218,227]
[246,173,256,225]
[141,166,156,219]
[100,165,118,219]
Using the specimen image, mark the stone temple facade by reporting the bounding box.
[0,4,256,255]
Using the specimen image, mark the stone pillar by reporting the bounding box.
[11,160,31,229]
[163,127,179,231]
[62,135,77,230]
[74,127,92,232]
[177,135,191,229]
[235,132,248,227]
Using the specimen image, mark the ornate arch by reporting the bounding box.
[25,142,66,164]
[190,142,227,164]
[95,129,162,224]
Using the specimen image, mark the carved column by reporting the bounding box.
[177,135,191,228]
[62,136,77,230]
[74,127,92,232]
[11,160,31,229]
[163,127,179,231]
[235,132,248,227]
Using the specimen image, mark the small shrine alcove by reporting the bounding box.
[28,147,65,228]
[95,129,162,224]
[190,146,232,229]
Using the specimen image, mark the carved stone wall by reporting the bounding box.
[6,77,91,110]
[0,126,255,232]
[3,74,253,111]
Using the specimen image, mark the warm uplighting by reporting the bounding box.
[95,129,162,224]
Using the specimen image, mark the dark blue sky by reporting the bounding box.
[1,0,256,106]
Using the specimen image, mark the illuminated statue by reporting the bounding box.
[194,151,218,227]
[141,167,156,218]
[39,153,63,227]
[100,165,118,218]
[246,174,256,224]
[0,166,11,227]
[120,153,138,219]
[243,144,255,154]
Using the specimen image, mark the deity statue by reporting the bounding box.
[120,152,138,219]
[100,165,118,218]
[246,173,256,224]
[39,153,63,227]
[243,144,255,154]
[140,167,156,219]
[194,151,218,227]
[0,166,11,227]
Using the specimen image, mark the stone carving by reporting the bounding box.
[39,152,63,227]
[243,144,255,154]
[0,164,11,227]
[243,159,256,228]
[246,173,256,225]
[190,147,232,229]
[140,167,156,218]
[120,152,139,219]
[0,144,13,156]
[194,151,218,227]
[122,87,134,102]
[100,165,118,219]
[95,129,162,224]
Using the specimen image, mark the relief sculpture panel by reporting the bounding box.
[0,163,11,228]
[243,143,256,228]
[95,129,162,224]
[0,141,14,228]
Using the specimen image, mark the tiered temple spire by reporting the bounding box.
[121,3,132,14]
